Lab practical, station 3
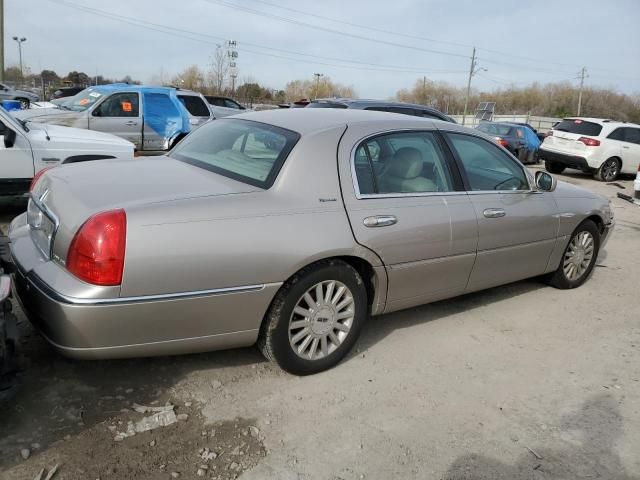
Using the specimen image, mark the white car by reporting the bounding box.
[1,107,134,196]
[540,118,640,182]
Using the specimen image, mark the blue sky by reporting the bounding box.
[9,0,640,97]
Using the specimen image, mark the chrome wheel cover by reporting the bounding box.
[288,280,354,360]
[563,231,595,281]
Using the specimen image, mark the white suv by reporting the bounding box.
[539,118,640,182]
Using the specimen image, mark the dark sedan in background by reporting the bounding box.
[476,121,541,164]
[306,98,455,123]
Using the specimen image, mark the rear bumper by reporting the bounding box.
[539,149,591,171]
[11,263,280,359]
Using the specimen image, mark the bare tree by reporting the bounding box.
[208,46,230,94]
[171,65,204,91]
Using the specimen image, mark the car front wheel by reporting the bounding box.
[258,259,367,375]
[546,220,600,289]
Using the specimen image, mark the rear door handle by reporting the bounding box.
[363,215,397,227]
[125,121,138,126]
[483,208,506,218]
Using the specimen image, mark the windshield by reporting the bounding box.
[62,88,106,112]
[169,119,300,189]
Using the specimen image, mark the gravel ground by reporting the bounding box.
[1,167,639,480]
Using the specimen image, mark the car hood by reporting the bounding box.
[32,157,261,234]
[13,108,81,122]
[27,122,133,147]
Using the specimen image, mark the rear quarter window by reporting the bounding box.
[554,119,602,136]
[178,95,211,117]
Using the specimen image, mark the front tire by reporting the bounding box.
[258,259,367,375]
[545,160,566,174]
[594,158,621,182]
[546,220,600,289]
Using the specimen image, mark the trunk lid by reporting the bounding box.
[30,157,261,260]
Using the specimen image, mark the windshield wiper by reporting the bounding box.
[16,118,29,132]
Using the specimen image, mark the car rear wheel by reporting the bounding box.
[545,220,600,289]
[594,158,621,182]
[545,160,566,174]
[258,259,367,375]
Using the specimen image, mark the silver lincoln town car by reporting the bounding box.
[8,109,614,375]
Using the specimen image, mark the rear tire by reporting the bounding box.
[545,220,600,289]
[594,158,621,182]
[545,160,566,174]
[258,259,367,375]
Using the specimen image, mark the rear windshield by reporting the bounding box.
[476,123,514,136]
[169,119,300,189]
[306,101,348,109]
[178,95,211,117]
[554,119,602,136]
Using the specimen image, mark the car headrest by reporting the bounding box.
[387,147,423,179]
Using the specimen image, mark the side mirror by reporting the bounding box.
[535,171,556,192]
[4,128,16,148]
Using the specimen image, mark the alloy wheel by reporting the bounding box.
[288,280,354,360]
[601,160,619,181]
[563,231,595,281]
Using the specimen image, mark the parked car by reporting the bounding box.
[476,121,541,164]
[307,98,455,123]
[7,109,613,375]
[204,95,246,117]
[15,84,212,152]
[51,86,86,100]
[0,83,39,109]
[539,118,640,182]
[0,106,134,196]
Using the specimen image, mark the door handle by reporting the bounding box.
[363,215,397,227]
[483,208,506,218]
[622,146,629,149]
[125,121,138,126]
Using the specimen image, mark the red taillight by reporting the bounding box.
[30,167,54,192]
[67,210,127,286]
[495,137,509,147]
[578,137,601,147]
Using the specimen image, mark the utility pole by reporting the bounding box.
[577,67,587,116]
[0,0,4,82]
[422,75,426,105]
[230,73,237,94]
[462,47,487,126]
[313,72,323,99]
[462,47,476,126]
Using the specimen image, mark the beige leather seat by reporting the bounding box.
[379,147,437,193]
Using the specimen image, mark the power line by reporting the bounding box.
[225,0,637,79]
[46,0,465,76]
[202,0,471,61]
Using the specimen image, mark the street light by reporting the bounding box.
[12,36,27,79]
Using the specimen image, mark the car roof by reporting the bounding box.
[89,83,201,96]
[561,117,640,129]
[312,97,443,111]
[227,108,457,135]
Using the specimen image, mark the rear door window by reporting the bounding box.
[607,128,625,141]
[623,128,640,145]
[554,119,602,136]
[178,95,211,117]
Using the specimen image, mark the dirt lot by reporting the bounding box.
[1,167,639,480]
